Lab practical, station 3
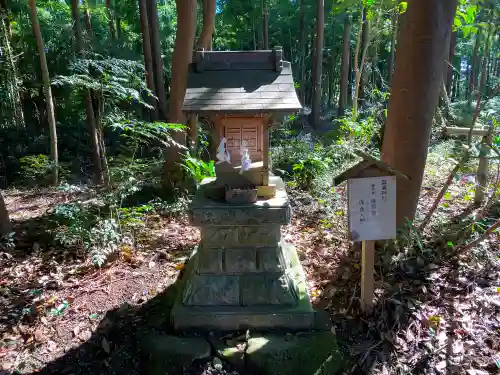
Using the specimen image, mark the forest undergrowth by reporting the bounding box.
[1,119,499,374]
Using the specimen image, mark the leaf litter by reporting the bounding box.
[1,161,499,374]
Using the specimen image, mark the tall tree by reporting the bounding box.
[196,0,216,50]
[189,0,216,145]
[165,0,197,180]
[311,0,324,127]
[105,0,116,40]
[338,16,351,116]
[138,0,158,119]
[263,1,269,49]
[0,192,10,237]
[356,8,369,111]
[353,7,370,116]
[381,0,457,226]
[387,9,398,84]
[446,31,457,95]
[83,0,92,34]
[29,0,59,186]
[147,0,168,120]
[0,1,25,128]
[298,0,306,103]
[71,0,103,184]
[468,33,481,104]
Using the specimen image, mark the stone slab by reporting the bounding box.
[201,225,281,248]
[245,332,343,375]
[140,333,211,375]
[182,273,240,306]
[196,245,288,275]
[171,243,316,331]
[240,274,298,306]
[189,176,292,226]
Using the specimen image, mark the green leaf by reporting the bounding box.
[444,192,452,200]
[466,5,477,23]
[447,241,454,247]
[399,1,408,13]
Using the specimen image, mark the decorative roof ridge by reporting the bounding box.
[194,47,283,73]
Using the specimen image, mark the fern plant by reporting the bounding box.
[181,154,216,187]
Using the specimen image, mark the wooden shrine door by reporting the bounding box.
[219,117,263,165]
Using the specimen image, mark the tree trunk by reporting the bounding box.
[0,192,10,237]
[298,0,306,103]
[454,72,460,100]
[252,14,257,50]
[29,0,59,186]
[309,32,315,106]
[263,2,269,50]
[105,0,116,40]
[328,56,335,105]
[387,10,397,84]
[116,16,121,38]
[71,0,83,52]
[147,0,168,120]
[353,8,370,117]
[190,0,216,149]
[196,0,216,50]
[347,50,354,104]
[165,0,197,180]
[72,0,103,184]
[381,0,457,227]
[338,16,351,116]
[311,0,324,128]
[303,31,311,103]
[0,0,11,38]
[0,10,25,129]
[468,34,480,105]
[83,1,92,36]
[357,8,369,110]
[138,0,158,119]
[446,31,456,95]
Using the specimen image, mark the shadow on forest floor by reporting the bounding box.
[1,186,499,375]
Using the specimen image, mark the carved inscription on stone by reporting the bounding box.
[197,248,223,273]
[224,248,257,273]
[191,207,290,226]
[238,226,280,246]
[258,247,283,272]
[183,275,240,306]
[202,226,238,247]
[240,274,299,306]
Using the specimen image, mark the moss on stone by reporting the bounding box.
[246,332,344,375]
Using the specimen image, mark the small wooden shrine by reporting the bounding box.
[171,49,319,333]
[182,47,302,193]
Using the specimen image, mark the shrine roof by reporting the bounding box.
[182,49,302,114]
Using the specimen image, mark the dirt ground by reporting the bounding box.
[1,164,500,374]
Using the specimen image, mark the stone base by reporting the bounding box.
[139,333,211,375]
[171,244,316,332]
[244,332,343,375]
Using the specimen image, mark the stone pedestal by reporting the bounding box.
[171,177,316,331]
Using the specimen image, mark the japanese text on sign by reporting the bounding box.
[348,176,396,241]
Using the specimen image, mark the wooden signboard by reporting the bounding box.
[348,176,397,241]
[334,150,407,314]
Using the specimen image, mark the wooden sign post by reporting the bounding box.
[334,150,408,314]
